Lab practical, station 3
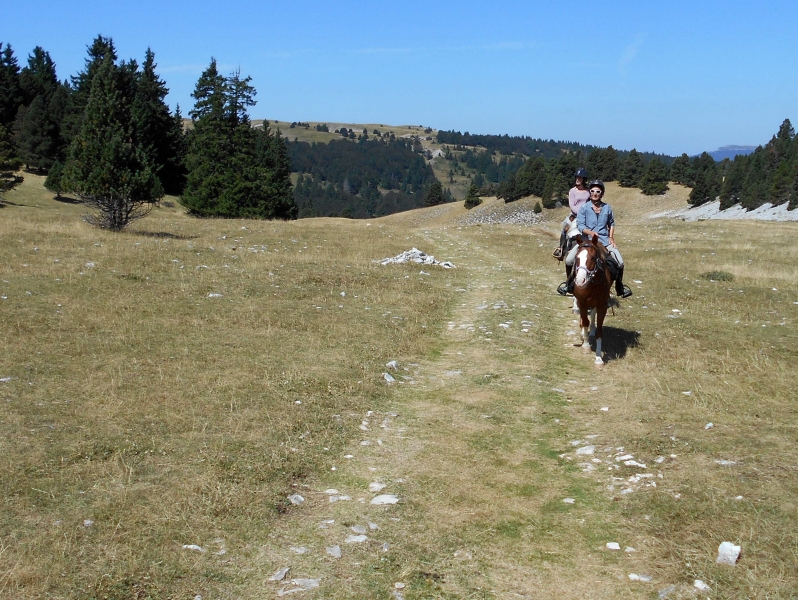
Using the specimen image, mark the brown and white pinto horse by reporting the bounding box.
[572,234,611,365]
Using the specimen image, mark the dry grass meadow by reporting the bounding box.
[1,176,797,599]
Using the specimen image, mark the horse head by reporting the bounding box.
[573,234,605,288]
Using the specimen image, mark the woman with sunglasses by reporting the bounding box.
[560,180,632,298]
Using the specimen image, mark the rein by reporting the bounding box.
[575,243,605,284]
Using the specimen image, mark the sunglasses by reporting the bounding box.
[590,190,603,195]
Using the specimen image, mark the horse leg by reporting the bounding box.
[589,308,596,339]
[579,306,591,350]
[594,304,608,365]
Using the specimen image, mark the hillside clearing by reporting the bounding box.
[1,178,796,598]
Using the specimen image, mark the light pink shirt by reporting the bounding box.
[569,187,589,215]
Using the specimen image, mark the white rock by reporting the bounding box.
[290,546,309,554]
[351,525,367,534]
[694,580,711,591]
[628,573,652,582]
[208,293,223,298]
[83,519,94,527]
[563,498,575,504]
[268,567,290,581]
[600,406,609,412]
[624,460,647,468]
[288,494,305,505]
[369,482,387,492]
[383,372,395,383]
[370,494,399,505]
[182,544,205,553]
[606,542,621,550]
[715,459,736,466]
[616,454,634,461]
[394,582,406,589]
[576,445,595,455]
[386,360,398,370]
[625,547,635,553]
[324,489,340,495]
[278,579,320,596]
[326,545,341,558]
[682,391,692,396]
[716,541,741,565]
[329,495,351,503]
[368,522,380,530]
[705,422,714,430]
[0,377,11,382]
[345,534,368,543]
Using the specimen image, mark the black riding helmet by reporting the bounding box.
[588,179,605,194]
[575,167,588,179]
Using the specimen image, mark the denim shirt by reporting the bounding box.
[577,201,615,247]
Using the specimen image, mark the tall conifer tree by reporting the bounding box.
[0,44,22,128]
[618,149,644,188]
[62,55,161,230]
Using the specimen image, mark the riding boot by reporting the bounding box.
[615,266,632,298]
[566,271,575,295]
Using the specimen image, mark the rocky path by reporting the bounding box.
[246,225,690,599]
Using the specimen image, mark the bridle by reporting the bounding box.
[575,243,605,284]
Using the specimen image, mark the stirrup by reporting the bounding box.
[556,281,569,296]
[552,247,563,260]
[616,284,633,299]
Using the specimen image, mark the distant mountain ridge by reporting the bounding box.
[706,145,757,161]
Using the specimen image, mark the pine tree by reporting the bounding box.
[719,155,748,209]
[618,149,644,187]
[131,49,186,194]
[639,157,669,195]
[464,184,481,209]
[63,35,117,144]
[19,47,58,106]
[181,59,296,219]
[62,55,161,230]
[425,181,445,206]
[0,43,22,128]
[44,160,64,197]
[0,124,23,198]
[670,153,693,185]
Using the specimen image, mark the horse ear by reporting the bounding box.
[575,233,584,244]
[591,234,599,245]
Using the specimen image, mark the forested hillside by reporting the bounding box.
[288,138,437,218]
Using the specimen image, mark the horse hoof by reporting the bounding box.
[594,357,604,366]
[581,345,592,353]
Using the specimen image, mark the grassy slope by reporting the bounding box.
[2,178,797,598]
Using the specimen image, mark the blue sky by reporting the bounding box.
[4,0,796,155]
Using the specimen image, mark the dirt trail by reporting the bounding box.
[247,217,658,598]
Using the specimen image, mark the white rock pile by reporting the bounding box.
[376,248,455,268]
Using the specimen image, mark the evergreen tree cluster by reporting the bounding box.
[179,60,295,219]
[496,145,673,205]
[718,119,798,210]
[287,137,436,218]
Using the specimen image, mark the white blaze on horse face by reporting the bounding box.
[574,249,590,286]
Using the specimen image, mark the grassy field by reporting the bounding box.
[2,178,797,599]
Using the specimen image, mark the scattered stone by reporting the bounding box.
[606,542,621,550]
[269,567,290,581]
[383,373,396,383]
[563,498,575,504]
[0,377,11,383]
[345,534,368,543]
[326,545,341,559]
[351,525,367,534]
[323,489,339,495]
[624,460,647,468]
[658,585,676,598]
[368,482,387,493]
[628,573,652,582]
[552,387,566,393]
[625,547,635,553]
[394,582,406,589]
[682,391,692,396]
[368,522,380,530]
[277,579,320,596]
[83,519,94,527]
[715,459,736,466]
[576,445,595,455]
[290,546,309,554]
[386,360,398,370]
[716,541,741,565]
[288,494,305,505]
[329,495,351,503]
[182,544,205,553]
[371,494,399,505]
[208,293,223,298]
[694,580,711,591]
[600,406,609,412]
[704,422,714,430]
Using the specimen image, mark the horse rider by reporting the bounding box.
[558,180,632,298]
[554,168,590,278]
